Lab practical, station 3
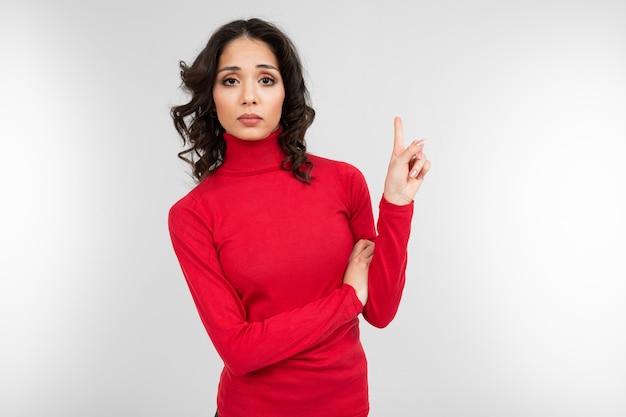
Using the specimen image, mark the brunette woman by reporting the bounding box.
[169,18,430,417]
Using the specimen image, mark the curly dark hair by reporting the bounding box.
[171,18,316,183]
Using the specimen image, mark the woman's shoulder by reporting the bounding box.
[307,153,370,201]
[308,153,365,178]
[169,177,221,219]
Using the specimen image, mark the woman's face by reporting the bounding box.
[212,37,285,141]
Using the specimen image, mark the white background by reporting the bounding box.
[1,0,625,416]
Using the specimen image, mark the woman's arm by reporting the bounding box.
[349,117,431,328]
[169,201,364,376]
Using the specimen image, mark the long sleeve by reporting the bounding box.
[168,199,363,377]
[347,170,414,328]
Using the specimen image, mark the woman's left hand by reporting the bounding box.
[383,116,431,205]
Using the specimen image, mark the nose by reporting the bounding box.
[241,82,257,105]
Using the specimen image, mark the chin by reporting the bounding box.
[229,125,278,141]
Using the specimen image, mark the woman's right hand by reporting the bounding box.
[343,239,375,306]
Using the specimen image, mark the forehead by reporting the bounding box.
[218,37,278,67]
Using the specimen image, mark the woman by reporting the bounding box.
[169,18,430,417]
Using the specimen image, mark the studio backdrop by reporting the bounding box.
[1,0,625,416]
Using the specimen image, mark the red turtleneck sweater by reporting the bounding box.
[168,129,413,417]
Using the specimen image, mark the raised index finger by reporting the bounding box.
[393,116,405,157]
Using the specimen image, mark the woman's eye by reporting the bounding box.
[259,77,275,85]
[222,78,238,86]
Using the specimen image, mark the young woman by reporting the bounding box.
[169,18,430,417]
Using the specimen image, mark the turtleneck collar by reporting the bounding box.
[219,127,285,176]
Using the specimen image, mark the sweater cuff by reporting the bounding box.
[380,195,415,212]
[342,284,365,314]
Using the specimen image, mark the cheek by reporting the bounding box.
[273,91,286,115]
[212,90,224,111]
[212,87,233,112]
[211,94,229,128]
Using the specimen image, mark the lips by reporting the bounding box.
[238,113,262,126]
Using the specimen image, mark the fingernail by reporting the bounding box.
[410,169,418,178]
[417,151,423,160]
[415,139,426,147]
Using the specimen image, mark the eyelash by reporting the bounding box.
[221,76,276,86]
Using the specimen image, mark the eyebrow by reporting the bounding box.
[217,64,279,73]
